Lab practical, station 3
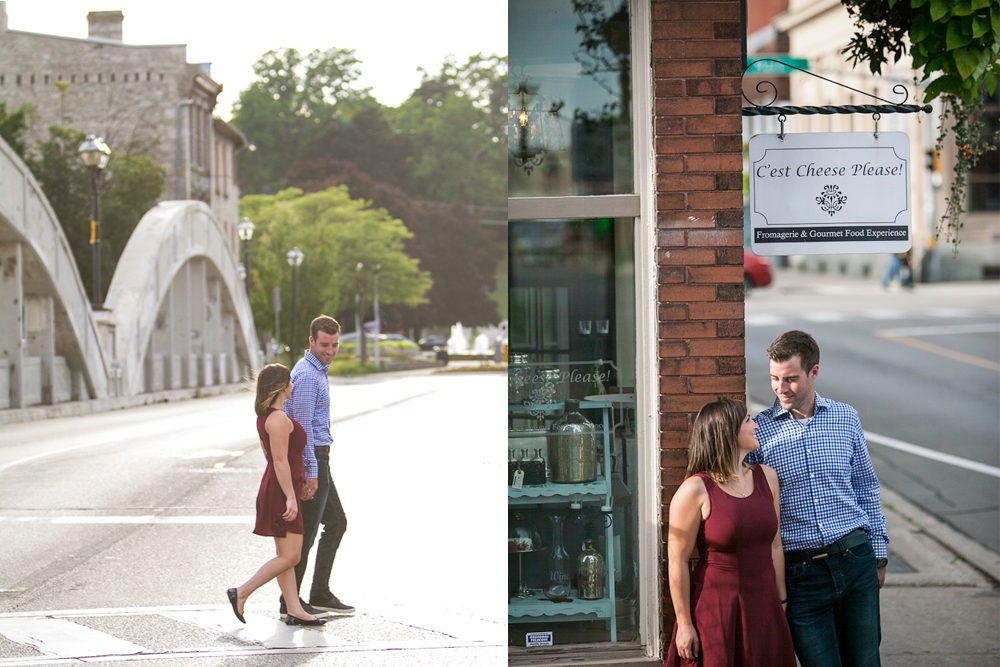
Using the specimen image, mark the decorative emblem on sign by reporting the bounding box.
[816,185,848,216]
[816,185,847,215]
[525,382,557,420]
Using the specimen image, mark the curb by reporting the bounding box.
[0,383,248,426]
[881,486,1000,586]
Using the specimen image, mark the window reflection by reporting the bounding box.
[509,0,634,196]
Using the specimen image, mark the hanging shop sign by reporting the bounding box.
[749,132,912,255]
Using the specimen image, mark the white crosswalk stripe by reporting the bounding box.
[162,610,353,649]
[0,605,502,664]
[0,616,146,657]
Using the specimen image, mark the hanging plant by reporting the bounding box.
[840,0,1000,252]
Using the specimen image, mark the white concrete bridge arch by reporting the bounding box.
[106,201,258,396]
[0,134,259,413]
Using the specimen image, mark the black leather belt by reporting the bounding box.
[785,528,869,564]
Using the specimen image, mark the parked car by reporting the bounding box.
[418,335,447,351]
[744,248,773,293]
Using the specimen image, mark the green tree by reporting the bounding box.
[26,125,165,298]
[231,47,371,194]
[0,101,34,160]
[390,55,507,208]
[286,159,504,328]
[239,186,432,350]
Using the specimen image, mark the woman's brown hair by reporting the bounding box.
[254,363,291,416]
[686,398,748,480]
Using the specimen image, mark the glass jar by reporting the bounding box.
[548,399,597,483]
[576,538,605,599]
[547,515,571,598]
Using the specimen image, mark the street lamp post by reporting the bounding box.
[237,217,255,294]
[286,247,304,362]
[373,263,381,369]
[355,262,366,363]
[78,134,111,310]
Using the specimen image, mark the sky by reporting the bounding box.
[4,1,508,120]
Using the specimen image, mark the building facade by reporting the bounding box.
[508,0,745,663]
[0,4,246,253]
[752,0,999,281]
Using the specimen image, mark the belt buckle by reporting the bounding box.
[811,552,829,560]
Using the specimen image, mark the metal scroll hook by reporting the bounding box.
[778,114,787,142]
[873,112,880,140]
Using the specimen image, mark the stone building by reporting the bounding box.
[0,4,245,252]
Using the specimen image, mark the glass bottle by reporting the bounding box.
[576,538,605,599]
[547,514,571,598]
[548,399,597,483]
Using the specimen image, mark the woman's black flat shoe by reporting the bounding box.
[285,614,326,626]
[227,588,245,624]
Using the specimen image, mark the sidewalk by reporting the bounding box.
[879,487,999,667]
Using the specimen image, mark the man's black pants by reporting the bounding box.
[295,446,347,599]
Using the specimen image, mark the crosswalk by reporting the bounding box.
[0,604,504,664]
[745,308,997,328]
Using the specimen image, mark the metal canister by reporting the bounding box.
[548,399,597,483]
[576,538,605,599]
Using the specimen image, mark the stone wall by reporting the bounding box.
[0,7,243,247]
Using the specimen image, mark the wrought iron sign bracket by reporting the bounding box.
[741,58,932,139]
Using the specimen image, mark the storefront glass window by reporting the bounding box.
[508,217,640,646]
[509,0,634,196]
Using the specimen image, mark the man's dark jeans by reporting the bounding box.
[785,538,881,667]
[295,447,347,600]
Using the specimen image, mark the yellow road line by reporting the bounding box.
[876,331,1000,372]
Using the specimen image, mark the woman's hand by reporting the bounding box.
[674,622,700,660]
[282,495,298,522]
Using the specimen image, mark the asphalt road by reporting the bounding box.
[746,270,1000,554]
[0,369,506,666]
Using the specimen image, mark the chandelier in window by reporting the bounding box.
[508,81,564,175]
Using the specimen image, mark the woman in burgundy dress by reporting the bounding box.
[665,398,795,666]
[226,364,325,626]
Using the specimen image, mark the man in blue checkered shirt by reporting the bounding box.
[282,315,354,617]
[747,330,887,667]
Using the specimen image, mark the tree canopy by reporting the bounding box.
[231,51,507,208]
[239,186,432,350]
[286,159,503,330]
[26,125,165,298]
[231,49,507,330]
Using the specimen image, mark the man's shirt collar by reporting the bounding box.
[303,350,329,372]
[771,391,830,420]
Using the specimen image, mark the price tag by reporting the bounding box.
[512,468,524,490]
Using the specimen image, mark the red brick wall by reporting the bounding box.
[651,0,747,643]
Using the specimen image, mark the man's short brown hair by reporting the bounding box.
[310,315,341,340]
[767,330,820,372]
